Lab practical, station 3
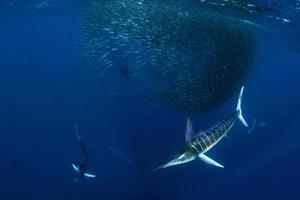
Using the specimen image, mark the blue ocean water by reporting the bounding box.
[0,0,300,199]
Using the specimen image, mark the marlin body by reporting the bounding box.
[72,123,96,185]
[156,86,248,170]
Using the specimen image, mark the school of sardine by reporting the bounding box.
[78,0,293,112]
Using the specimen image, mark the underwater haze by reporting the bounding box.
[0,0,300,199]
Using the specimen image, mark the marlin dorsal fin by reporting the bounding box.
[185,117,193,143]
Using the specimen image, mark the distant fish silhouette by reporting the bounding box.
[257,121,267,128]
[108,145,131,164]
[119,65,130,79]
[248,118,267,133]
[248,118,257,134]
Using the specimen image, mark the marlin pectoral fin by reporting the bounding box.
[198,154,224,168]
[84,172,96,178]
[72,163,80,172]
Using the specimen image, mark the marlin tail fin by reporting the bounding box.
[72,163,80,172]
[236,86,248,127]
[72,163,96,178]
[84,172,96,178]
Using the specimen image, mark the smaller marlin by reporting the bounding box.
[156,86,248,170]
[72,123,96,185]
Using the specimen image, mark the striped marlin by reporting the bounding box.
[156,86,248,170]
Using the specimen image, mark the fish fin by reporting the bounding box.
[84,172,96,178]
[236,86,248,127]
[185,117,193,143]
[198,154,224,168]
[72,163,80,172]
[193,130,206,138]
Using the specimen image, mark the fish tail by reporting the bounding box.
[236,86,248,127]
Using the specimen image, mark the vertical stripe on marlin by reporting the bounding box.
[196,138,204,152]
